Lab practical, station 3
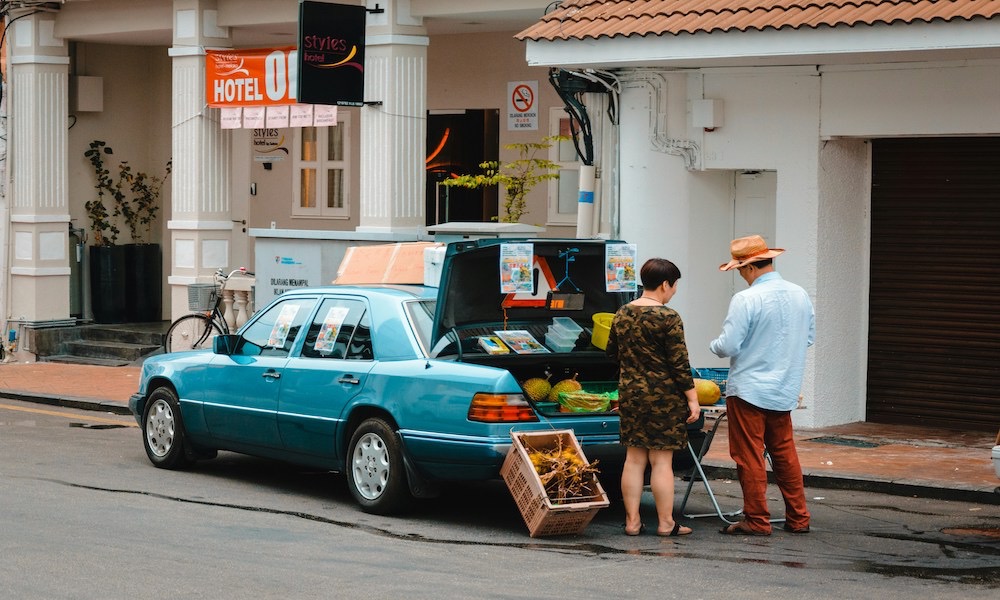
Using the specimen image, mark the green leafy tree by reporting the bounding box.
[443,136,567,223]
[84,140,171,246]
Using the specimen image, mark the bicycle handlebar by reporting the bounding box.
[215,267,256,281]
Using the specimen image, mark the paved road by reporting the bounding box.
[1,399,998,599]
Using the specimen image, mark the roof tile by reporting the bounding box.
[517,0,1000,41]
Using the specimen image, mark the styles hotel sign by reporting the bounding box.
[297,1,366,107]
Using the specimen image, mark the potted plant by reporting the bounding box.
[119,159,171,323]
[83,140,171,323]
[442,136,566,223]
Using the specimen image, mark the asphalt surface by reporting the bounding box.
[0,360,997,505]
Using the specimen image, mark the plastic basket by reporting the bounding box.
[693,367,729,403]
[501,430,609,537]
[582,381,618,395]
[188,283,220,311]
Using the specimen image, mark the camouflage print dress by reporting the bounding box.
[605,304,695,451]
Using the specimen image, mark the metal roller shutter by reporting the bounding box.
[868,137,1000,431]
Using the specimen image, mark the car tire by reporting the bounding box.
[142,387,193,470]
[347,418,411,514]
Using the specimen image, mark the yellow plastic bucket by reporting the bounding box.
[591,312,614,350]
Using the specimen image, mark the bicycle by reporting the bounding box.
[163,267,255,353]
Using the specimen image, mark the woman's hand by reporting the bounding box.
[685,388,701,424]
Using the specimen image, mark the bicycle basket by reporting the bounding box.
[188,283,220,311]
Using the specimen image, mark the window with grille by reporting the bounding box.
[292,112,351,218]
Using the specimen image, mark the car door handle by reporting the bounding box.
[262,370,281,380]
[338,375,361,385]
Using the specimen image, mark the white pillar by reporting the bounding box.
[167,0,234,320]
[5,9,72,330]
[575,165,597,238]
[358,0,428,233]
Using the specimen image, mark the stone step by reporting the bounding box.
[29,321,169,366]
[63,339,161,362]
[40,354,134,367]
[78,326,165,347]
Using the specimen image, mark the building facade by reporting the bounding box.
[518,0,1000,431]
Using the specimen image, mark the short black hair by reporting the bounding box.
[748,258,773,269]
[640,258,681,290]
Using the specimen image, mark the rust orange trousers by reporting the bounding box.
[726,396,811,533]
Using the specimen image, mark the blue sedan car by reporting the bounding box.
[130,239,630,514]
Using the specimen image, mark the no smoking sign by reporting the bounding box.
[507,80,538,131]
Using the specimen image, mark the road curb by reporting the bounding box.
[0,391,133,416]
[702,464,1000,506]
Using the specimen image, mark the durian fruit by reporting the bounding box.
[694,378,722,406]
[522,375,552,402]
[548,373,582,402]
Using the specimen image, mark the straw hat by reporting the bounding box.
[719,235,784,271]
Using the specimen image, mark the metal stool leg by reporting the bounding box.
[678,410,742,524]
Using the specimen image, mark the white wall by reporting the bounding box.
[815,139,870,426]
[612,59,1000,428]
[820,60,1000,137]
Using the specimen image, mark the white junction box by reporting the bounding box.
[424,245,446,287]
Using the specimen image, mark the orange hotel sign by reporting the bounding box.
[206,47,299,108]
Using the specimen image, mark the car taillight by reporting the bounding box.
[468,393,539,423]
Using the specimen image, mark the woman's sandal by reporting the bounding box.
[624,524,646,536]
[657,522,692,536]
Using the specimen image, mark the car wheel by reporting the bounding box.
[142,387,192,470]
[347,418,410,514]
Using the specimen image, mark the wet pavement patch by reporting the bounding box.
[806,436,884,448]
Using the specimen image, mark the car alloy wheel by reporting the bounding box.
[352,432,390,500]
[141,387,192,470]
[346,418,410,514]
[146,397,176,458]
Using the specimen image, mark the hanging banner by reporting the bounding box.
[206,47,298,107]
[297,1,366,107]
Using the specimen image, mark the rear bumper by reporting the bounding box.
[399,429,624,480]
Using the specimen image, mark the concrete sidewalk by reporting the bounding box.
[1,361,997,504]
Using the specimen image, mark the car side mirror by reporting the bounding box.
[213,334,240,355]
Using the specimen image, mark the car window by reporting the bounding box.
[346,311,373,360]
[238,297,316,357]
[301,298,372,360]
[404,299,434,355]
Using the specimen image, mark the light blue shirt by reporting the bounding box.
[709,271,815,411]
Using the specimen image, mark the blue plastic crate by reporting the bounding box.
[692,367,728,403]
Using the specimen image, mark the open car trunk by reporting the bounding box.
[430,238,633,414]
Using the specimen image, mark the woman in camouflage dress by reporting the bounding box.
[606,258,701,536]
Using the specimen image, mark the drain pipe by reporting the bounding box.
[618,70,700,170]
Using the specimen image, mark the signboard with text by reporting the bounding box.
[206,47,298,107]
[507,80,538,130]
[297,1,366,107]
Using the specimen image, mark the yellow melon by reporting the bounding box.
[694,378,722,406]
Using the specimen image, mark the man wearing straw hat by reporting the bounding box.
[710,235,815,536]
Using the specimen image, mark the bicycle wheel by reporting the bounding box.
[164,314,224,353]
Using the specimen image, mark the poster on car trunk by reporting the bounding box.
[605,243,638,292]
[297,1,366,106]
[500,243,534,294]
